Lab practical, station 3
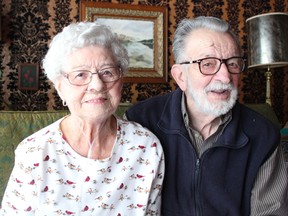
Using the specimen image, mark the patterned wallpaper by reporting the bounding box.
[0,0,288,125]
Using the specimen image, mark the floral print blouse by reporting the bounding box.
[0,117,164,216]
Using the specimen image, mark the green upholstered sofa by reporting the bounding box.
[0,103,283,203]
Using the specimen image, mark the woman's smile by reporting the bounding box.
[82,97,108,104]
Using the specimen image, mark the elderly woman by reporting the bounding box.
[0,22,164,215]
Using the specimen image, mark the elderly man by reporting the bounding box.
[125,16,288,216]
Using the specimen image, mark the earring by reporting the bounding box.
[62,100,67,106]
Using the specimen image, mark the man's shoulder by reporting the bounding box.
[128,90,174,113]
[125,90,179,123]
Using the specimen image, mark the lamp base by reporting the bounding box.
[265,67,272,106]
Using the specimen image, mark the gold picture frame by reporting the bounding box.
[80,1,168,83]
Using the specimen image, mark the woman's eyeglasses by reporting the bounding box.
[64,66,122,86]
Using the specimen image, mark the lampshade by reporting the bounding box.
[246,12,288,105]
[246,12,288,69]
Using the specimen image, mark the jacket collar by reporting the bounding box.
[157,88,187,134]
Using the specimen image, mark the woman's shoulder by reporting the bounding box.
[117,118,156,136]
[16,118,63,153]
[116,118,163,149]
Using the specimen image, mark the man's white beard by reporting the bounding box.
[187,80,238,117]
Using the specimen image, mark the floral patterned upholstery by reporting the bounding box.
[0,103,132,203]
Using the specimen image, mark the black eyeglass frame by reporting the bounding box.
[179,56,246,75]
[63,66,122,86]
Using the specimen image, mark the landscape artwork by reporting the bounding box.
[96,18,154,69]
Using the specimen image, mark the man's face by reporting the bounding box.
[183,29,241,117]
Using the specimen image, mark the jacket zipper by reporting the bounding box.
[194,158,202,216]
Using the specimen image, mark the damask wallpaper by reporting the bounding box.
[0,0,288,125]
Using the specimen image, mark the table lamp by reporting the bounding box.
[246,12,288,105]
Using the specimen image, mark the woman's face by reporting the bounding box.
[57,45,123,121]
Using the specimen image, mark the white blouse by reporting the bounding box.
[1,117,164,216]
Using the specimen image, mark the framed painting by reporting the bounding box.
[18,63,39,90]
[80,1,168,83]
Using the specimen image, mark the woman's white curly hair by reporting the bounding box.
[42,22,129,84]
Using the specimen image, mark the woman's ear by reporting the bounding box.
[171,64,187,91]
[54,80,64,101]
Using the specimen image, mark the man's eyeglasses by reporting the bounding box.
[179,57,246,75]
[63,66,122,86]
